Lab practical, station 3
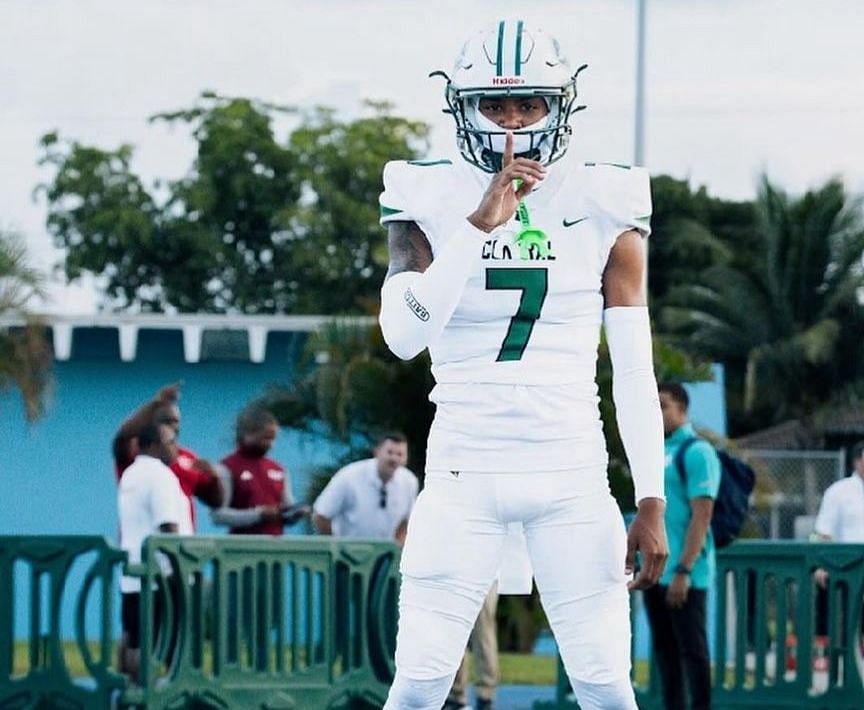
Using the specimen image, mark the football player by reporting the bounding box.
[378,20,668,710]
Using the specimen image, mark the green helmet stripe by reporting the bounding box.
[496,20,505,76]
[514,20,524,76]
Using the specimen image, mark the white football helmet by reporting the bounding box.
[432,20,587,173]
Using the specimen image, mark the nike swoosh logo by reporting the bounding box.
[562,217,589,228]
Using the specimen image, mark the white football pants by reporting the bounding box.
[384,468,637,710]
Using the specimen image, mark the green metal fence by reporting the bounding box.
[0,535,127,709]
[536,541,864,709]
[0,535,399,709]
[713,542,864,708]
[129,535,399,709]
[4,536,862,709]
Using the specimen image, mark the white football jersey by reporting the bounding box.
[379,152,652,475]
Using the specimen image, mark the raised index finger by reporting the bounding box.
[502,130,514,168]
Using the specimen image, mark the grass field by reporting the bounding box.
[497,653,557,685]
[13,642,559,686]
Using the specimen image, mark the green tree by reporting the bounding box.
[663,177,864,432]
[0,231,52,421]
[38,137,162,310]
[38,93,429,314]
[288,103,430,313]
[648,174,757,312]
[151,94,302,312]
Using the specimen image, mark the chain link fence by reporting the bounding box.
[740,449,846,540]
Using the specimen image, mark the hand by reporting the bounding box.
[666,572,691,608]
[260,506,284,525]
[467,131,546,233]
[282,505,312,525]
[155,381,182,404]
[814,567,829,589]
[192,458,217,476]
[626,497,669,590]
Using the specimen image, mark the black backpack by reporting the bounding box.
[675,438,756,548]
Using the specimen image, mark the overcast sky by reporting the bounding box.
[1,0,862,313]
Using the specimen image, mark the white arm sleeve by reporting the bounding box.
[604,306,665,502]
[209,463,265,528]
[211,505,263,528]
[379,219,487,360]
[281,469,295,508]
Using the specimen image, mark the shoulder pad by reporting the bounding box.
[583,163,652,237]
[380,159,455,225]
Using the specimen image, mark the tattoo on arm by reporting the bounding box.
[386,221,434,278]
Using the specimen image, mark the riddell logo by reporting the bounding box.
[491,76,526,86]
[404,288,430,322]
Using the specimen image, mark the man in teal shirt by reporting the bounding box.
[644,383,720,710]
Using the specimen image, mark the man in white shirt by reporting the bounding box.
[814,441,864,544]
[812,441,864,649]
[312,432,418,543]
[117,422,187,681]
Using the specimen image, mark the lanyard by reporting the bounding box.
[512,184,550,259]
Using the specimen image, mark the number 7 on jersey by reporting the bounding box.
[485,268,549,362]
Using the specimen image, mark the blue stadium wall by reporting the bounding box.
[0,327,344,540]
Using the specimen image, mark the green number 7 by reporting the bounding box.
[485,267,548,361]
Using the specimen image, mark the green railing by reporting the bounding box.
[0,535,127,709]
[129,535,399,709]
[0,535,399,709]
[714,542,864,708]
[4,536,861,709]
[537,541,864,709]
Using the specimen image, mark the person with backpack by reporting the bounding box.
[644,382,721,710]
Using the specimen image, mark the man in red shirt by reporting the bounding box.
[113,382,223,530]
[212,406,308,535]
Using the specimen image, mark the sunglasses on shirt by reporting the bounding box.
[379,485,387,509]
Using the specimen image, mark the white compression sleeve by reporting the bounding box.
[379,219,487,360]
[604,306,665,502]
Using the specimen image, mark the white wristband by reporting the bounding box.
[379,219,487,360]
[604,306,665,502]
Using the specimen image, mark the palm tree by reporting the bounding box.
[0,230,52,421]
[663,177,864,431]
[647,174,751,312]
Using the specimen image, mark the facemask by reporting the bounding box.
[470,101,551,155]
